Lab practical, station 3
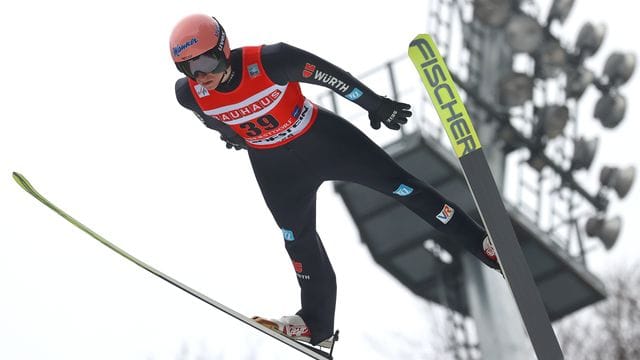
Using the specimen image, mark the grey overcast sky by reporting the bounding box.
[1,1,638,359]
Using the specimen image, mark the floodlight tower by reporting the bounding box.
[316,0,636,358]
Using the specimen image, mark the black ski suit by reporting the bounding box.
[175,42,497,344]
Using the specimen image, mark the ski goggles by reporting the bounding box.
[175,49,228,79]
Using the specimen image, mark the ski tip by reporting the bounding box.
[409,33,432,45]
[12,171,25,183]
[12,171,35,193]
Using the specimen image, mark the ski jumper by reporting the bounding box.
[175,42,496,345]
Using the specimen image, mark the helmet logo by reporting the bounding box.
[172,37,199,57]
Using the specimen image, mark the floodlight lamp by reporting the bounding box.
[600,165,636,199]
[539,105,569,138]
[505,14,545,53]
[585,215,622,250]
[474,0,513,27]
[505,14,544,53]
[575,22,606,58]
[570,137,599,171]
[565,66,594,98]
[537,40,568,78]
[603,52,637,86]
[498,72,534,107]
[548,0,575,24]
[594,93,626,128]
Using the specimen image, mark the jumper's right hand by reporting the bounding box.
[368,97,412,130]
[220,134,246,150]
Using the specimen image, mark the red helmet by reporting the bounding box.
[170,14,231,78]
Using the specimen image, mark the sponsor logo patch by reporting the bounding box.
[292,260,310,280]
[194,84,210,98]
[436,204,455,224]
[282,228,295,241]
[303,63,316,78]
[393,184,414,196]
[293,261,303,273]
[345,87,363,101]
[248,63,260,78]
[292,105,301,118]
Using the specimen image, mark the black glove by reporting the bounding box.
[220,134,246,150]
[368,97,412,130]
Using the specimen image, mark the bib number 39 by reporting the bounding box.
[239,115,279,137]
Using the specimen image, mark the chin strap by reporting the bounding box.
[221,67,235,84]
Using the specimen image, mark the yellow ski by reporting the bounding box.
[408,34,564,360]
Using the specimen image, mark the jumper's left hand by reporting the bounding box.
[368,97,412,130]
